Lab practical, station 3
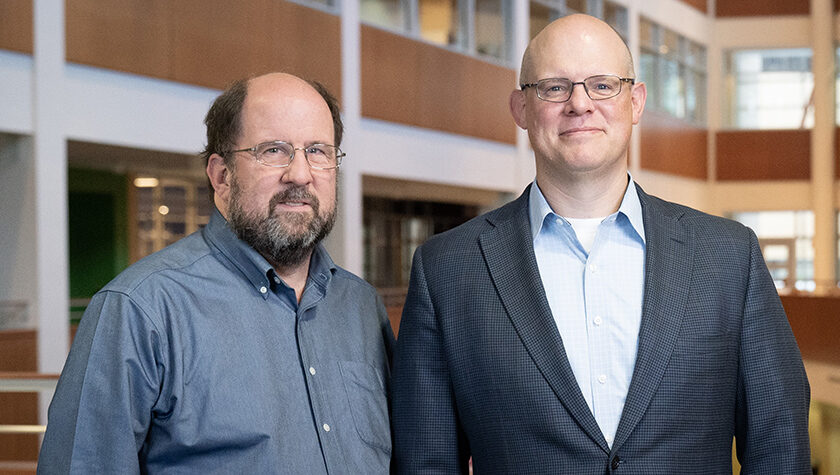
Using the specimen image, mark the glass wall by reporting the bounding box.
[731,210,815,291]
[723,48,813,129]
[364,197,477,288]
[529,0,627,40]
[362,0,511,62]
[361,0,407,30]
[640,17,706,125]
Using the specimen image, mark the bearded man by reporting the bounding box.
[39,73,394,474]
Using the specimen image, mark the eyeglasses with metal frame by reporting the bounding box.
[520,75,635,103]
[229,141,345,170]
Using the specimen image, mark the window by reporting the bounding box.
[723,48,813,129]
[361,0,511,62]
[419,0,461,47]
[361,0,407,30]
[133,178,211,261]
[528,1,627,43]
[364,197,477,288]
[475,0,508,59]
[730,211,815,291]
[639,17,706,125]
[288,0,340,13]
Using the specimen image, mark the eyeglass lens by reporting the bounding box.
[536,75,623,102]
[255,142,340,168]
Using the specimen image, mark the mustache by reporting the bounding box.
[268,186,319,211]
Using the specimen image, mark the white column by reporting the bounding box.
[512,0,535,190]
[810,0,836,292]
[33,0,69,419]
[326,0,364,275]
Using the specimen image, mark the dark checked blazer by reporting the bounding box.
[391,183,810,475]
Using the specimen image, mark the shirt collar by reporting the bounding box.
[528,175,646,244]
[202,207,336,299]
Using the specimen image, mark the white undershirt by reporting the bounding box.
[565,216,605,253]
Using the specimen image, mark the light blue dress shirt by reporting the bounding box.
[38,208,395,474]
[529,178,646,446]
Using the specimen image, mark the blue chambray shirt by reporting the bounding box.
[529,177,646,447]
[38,208,395,474]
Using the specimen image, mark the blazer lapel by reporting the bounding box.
[612,185,693,451]
[478,187,609,451]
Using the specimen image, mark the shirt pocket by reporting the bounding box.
[338,361,391,453]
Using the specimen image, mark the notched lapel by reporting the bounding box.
[612,190,694,451]
[478,191,609,451]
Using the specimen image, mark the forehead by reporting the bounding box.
[240,78,334,141]
[530,23,629,79]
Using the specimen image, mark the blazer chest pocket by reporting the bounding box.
[338,361,391,453]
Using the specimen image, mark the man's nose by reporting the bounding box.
[565,82,594,114]
[281,151,313,185]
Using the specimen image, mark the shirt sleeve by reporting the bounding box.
[734,229,811,473]
[38,290,168,474]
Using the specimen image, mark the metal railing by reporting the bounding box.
[0,372,59,435]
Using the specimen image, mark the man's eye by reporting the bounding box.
[306,147,327,156]
[264,147,282,154]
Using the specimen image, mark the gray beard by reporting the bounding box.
[228,181,336,270]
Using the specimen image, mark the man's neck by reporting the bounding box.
[536,167,629,218]
[273,255,312,303]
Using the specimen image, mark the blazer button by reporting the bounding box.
[611,456,621,470]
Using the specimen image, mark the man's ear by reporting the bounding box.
[207,153,232,206]
[509,89,528,130]
[630,82,647,125]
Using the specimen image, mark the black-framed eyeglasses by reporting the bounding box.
[229,140,345,170]
[520,75,635,103]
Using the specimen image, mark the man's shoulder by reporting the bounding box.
[102,230,215,297]
[640,189,753,241]
[331,265,380,297]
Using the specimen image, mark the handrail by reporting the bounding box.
[0,372,59,435]
[0,372,59,392]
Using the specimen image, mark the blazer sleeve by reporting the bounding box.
[392,246,470,474]
[734,229,811,473]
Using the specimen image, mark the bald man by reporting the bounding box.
[39,73,394,474]
[391,14,810,474]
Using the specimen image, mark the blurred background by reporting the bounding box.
[1,0,839,472]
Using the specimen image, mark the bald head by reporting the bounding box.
[202,72,343,168]
[520,14,634,85]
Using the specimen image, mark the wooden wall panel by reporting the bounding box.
[361,26,516,144]
[716,0,809,17]
[639,110,708,179]
[781,295,840,366]
[66,1,341,97]
[716,129,810,180]
[66,0,173,79]
[169,1,341,94]
[0,0,33,54]
[678,0,707,14]
[0,330,38,462]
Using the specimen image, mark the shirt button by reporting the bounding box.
[555,217,563,225]
[598,374,607,384]
[322,423,330,432]
[259,286,267,294]
[594,316,603,326]
[589,263,598,273]
[309,367,316,375]
[273,276,281,284]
